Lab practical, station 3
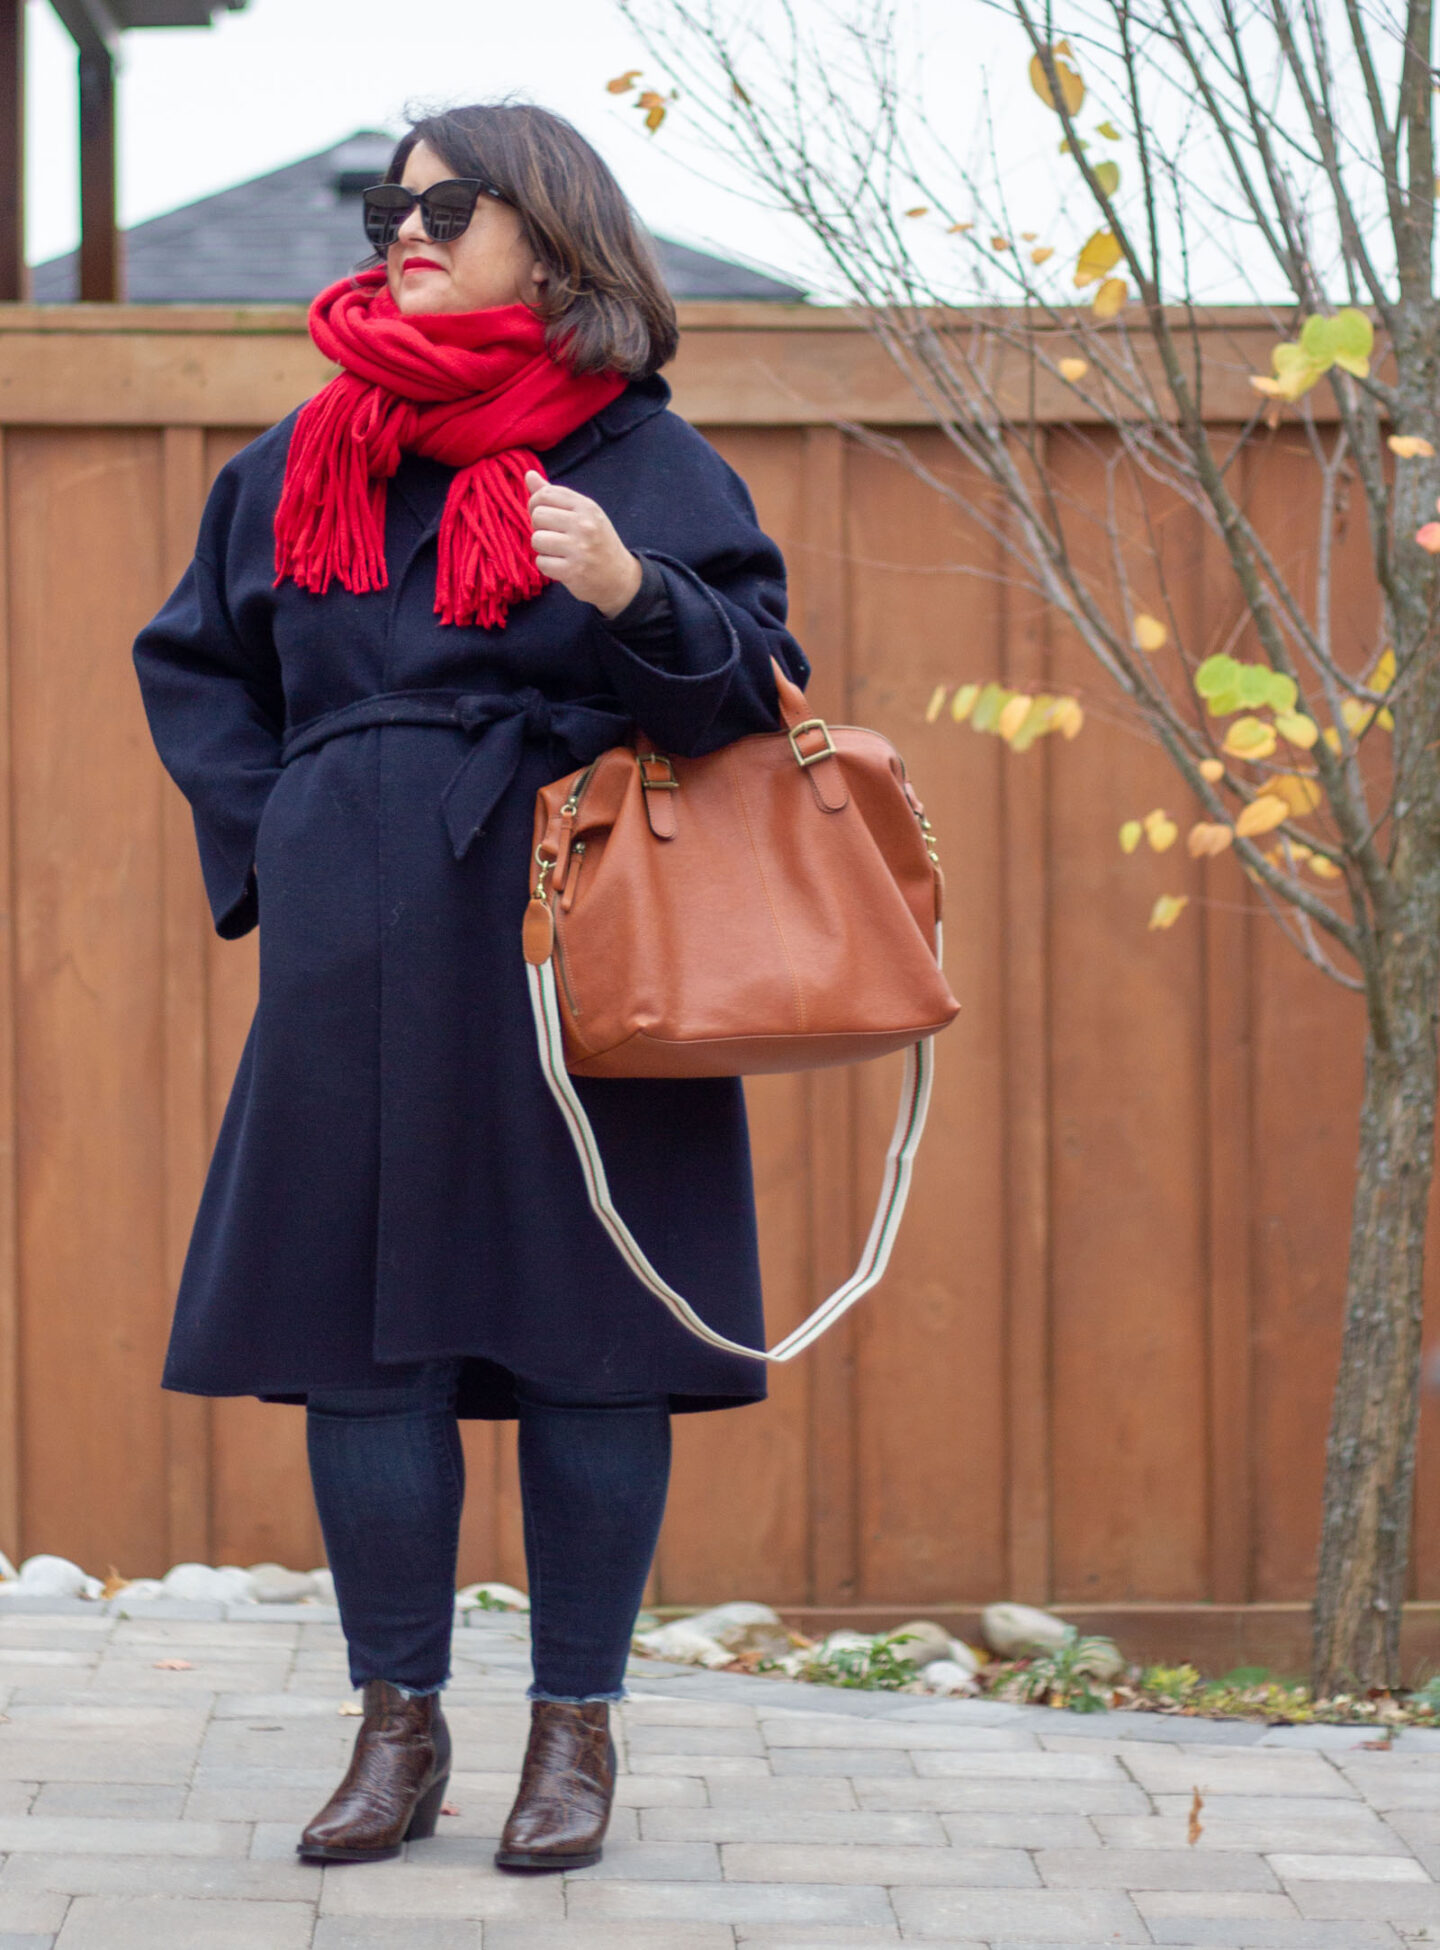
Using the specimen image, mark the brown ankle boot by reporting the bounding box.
[495,1700,616,1871]
[297,1679,451,1864]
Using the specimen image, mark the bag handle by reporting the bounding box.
[524,949,939,1364]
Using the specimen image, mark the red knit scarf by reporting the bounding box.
[273,271,627,628]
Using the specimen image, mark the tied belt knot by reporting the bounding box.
[280,687,632,859]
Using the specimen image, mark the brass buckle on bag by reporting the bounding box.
[789,718,837,769]
[637,752,679,790]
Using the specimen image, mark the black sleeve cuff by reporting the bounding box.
[602,554,678,664]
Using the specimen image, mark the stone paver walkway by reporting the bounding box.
[0,1599,1438,1947]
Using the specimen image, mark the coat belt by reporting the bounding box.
[280,688,633,860]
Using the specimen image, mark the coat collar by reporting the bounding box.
[389,371,672,531]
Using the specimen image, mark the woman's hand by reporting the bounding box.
[526,470,643,619]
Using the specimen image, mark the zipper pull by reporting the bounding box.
[560,839,587,914]
[524,852,556,965]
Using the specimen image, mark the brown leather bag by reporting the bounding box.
[522,659,959,1362]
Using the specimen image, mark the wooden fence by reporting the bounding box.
[0,302,1433,1669]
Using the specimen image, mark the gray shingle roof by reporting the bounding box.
[31,133,806,305]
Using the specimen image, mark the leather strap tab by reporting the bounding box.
[638,752,680,840]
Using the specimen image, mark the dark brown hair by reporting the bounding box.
[387,103,678,378]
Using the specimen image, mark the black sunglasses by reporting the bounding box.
[361,178,508,251]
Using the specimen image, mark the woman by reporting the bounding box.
[132,103,808,1873]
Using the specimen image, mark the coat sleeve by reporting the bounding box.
[590,420,811,755]
[132,469,285,941]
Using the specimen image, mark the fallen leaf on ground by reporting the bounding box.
[441,1802,461,1816]
[338,1702,364,1716]
[152,1658,193,1671]
[1187,1785,1204,1844]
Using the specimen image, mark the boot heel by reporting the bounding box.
[404,1773,450,1843]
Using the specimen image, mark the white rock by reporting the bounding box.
[981,1601,1072,1658]
[0,1549,17,1582]
[308,1568,336,1605]
[455,1580,530,1613]
[1073,1636,1126,1682]
[247,1564,318,1604]
[887,1620,954,1668]
[682,1601,788,1658]
[818,1629,874,1656]
[14,1554,90,1598]
[112,1579,166,1601]
[633,1620,734,1668]
[946,1637,982,1676]
[922,1658,980,1695]
[160,1563,255,1604]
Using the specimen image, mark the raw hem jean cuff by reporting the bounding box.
[372,1679,448,1699]
[527,1685,626,1705]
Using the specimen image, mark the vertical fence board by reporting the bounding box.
[0,432,17,1559]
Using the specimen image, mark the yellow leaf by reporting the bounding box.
[905,205,929,218]
[1148,894,1189,930]
[998,694,1033,741]
[1222,716,1278,760]
[991,235,1012,251]
[1132,611,1168,652]
[1094,160,1120,197]
[925,684,947,723]
[1051,696,1084,738]
[1370,647,1396,692]
[1309,854,1343,879]
[1097,120,1122,139]
[1340,697,1375,736]
[1187,820,1234,857]
[1031,245,1055,266]
[606,69,642,93]
[1270,772,1323,816]
[1235,794,1290,837]
[1143,809,1178,851]
[1198,757,1225,782]
[1021,231,1038,241]
[1322,725,1341,751]
[1074,228,1123,287]
[1029,40,1086,116]
[948,221,974,233]
[1119,819,1143,853]
[152,1658,194,1671]
[1389,435,1435,458]
[1250,376,1285,398]
[1379,707,1395,730]
[950,682,981,723]
[1274,710,1319,749]
[1058,355,1088,381]
[1092,277,1128,319]
[1416,521,1440,552]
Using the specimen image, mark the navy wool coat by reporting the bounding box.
[133,373,810,1418]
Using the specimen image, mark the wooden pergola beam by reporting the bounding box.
[0,0,24,302]
[77,44,120,301]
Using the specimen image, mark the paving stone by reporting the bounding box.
[1255,1722,1389,1749]
[52,1894,314,1947]
[30,1784,184,1820]
[707,1779,857,1812]
[857,1778,1149,1814]
[1381,1807,1440,1874]
[1144,1922,1406,1947]
[0,1854,319,1899]
[1150,1792,1390,1825]
[1036,1848,1278,1891]
[1117,1750,1351,1796]
[722,1842,1036,1886]
[1133,1890,1300,1918]
[644,1754,773,1778]
[0,1655,94,1673]
[620,1699,759,1727]
[0,1934,56,1949]
[625,1726,765,1757]
[0,1818,247,1858]
[1267,1849,1428,1880]
[484,1927,734,1949]
[911,1750,1125,1780]
[1096,1813,1411,1853]
[609,1772,708,1808]
[758,1716,1033,1753]
[1288,1877,1440,1919]
[771,1750,912,1778]
[733,1932,908,1948]
[311,1924,482,1949]
[939,1813,1099,1848]
[889,1887,1147,1940]
[545,1839,723,1881]
[568,1879,895,1924]
[0,1792,33,1820]
[0,1894,66,1933]
[317,1860,564,1919]
[642,1808,946,1845]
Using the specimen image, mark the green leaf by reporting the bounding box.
[1298,308,1374,380]
[1205,689,1242,718]
[1094,160,1120,197]
[1194,653,1240,698]
[1096,120,1121,139]
[1265,670,1298,713]
[970,681,1009,733]
[1236,663,1275,708]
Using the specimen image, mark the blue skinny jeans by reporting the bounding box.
[305,1358,671,1701]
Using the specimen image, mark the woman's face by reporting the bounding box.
[385,139,547,316]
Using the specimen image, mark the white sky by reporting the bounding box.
[22,0,825,277]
